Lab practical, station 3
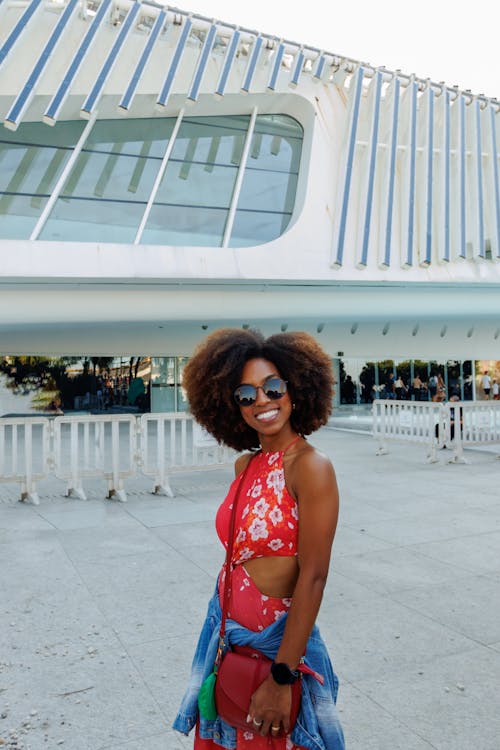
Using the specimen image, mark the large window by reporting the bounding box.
[0,121,86,239]
[0,114,302,247]
[150,356,188,412]
[337,358,475,405]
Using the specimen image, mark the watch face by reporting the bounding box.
[271,662,298,685]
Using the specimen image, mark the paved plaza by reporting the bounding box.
[1,423,500,750]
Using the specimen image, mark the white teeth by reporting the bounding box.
[256,409,278,421]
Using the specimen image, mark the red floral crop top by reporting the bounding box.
[216,449,299,565]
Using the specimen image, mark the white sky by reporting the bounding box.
[180,0,499,99]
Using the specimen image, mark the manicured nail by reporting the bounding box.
[246,714,251,723]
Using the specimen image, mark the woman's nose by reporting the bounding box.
[254,385,271,404]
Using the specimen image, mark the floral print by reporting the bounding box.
[253,497,270,518]
[249,479,263,498]
[266,467,285,503]
[268,538,284,552]
[248,517,269,541]
[216,450,298,566]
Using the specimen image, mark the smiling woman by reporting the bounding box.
[173,327,345,750]
[180,328,334,451]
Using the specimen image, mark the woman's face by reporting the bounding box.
[237,357,293,438]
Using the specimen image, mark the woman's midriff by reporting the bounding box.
[242,556,299,599]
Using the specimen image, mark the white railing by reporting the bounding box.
[372,399,444,462]
[53,414,138,502]
[443,401,500,463]
[139,413,234,496]
[373,399,500,463]
[0,417,51,504]
[0,412,234,503]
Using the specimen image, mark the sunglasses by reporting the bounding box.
[233,377,288,407]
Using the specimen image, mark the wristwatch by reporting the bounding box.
[270,661,300,685]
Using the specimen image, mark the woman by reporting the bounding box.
[173,328,345,750]
[432,373,446,402]
[394,375,407,400]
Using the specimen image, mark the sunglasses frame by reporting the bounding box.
[233,376,288,407]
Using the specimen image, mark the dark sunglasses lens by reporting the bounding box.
[234,385,257,406]
[263,378,287,400]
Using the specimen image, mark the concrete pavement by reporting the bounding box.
[1,425,500,750]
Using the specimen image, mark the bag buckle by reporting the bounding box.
[214,635,225,671]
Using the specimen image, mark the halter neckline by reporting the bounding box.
[261,435,301,455]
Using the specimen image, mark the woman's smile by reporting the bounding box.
[255,407,279,422]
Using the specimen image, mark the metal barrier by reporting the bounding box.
[4,404,499,502]
[0,412,236,503]
[52,414,138,502]
[0,417,51,504]
[373,399,500,463]
[139,413,234,496]
[372,400,445,463]
[444,401,500,463]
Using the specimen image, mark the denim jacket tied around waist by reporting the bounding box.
[173,583,345,750]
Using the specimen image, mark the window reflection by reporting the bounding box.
[337,358,475,405]
[151,356,189,412]
[0,120,85,238]
[0,114,303,247]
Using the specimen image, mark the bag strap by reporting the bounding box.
[217,452,257,655]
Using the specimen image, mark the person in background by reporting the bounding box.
[432,373,446,402]
[428,373,438,400]
[48,398,63,415]
[434,394,463,447]
[482,371,491,399]
[173,328,345,750]
[492,379,499,400]
[394,375,407,400]
[412,373,423,401]
[384,372,396,399]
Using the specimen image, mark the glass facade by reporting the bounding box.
[0,120,86,239]
[150,357,189,413]
[0,114,303,247]
[149,356,479,414]
[337,358,476,405]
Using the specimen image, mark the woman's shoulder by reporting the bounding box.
[285,441,337,504]
[234,451,257,477]
[287,441,335,478]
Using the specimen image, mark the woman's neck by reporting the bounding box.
[259,429,299,454]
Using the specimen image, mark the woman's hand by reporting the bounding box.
[247,675,291,736]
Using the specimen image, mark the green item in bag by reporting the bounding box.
[198,670,217,720]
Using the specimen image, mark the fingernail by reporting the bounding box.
[246,714,251,723]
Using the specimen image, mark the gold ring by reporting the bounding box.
[271,725,280,731]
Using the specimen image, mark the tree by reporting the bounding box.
[0,356,74,409]
[90,357,114,378]
[128,356,143,380]
[0,356,68,393]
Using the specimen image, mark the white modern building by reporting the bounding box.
[1,0,499,408]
